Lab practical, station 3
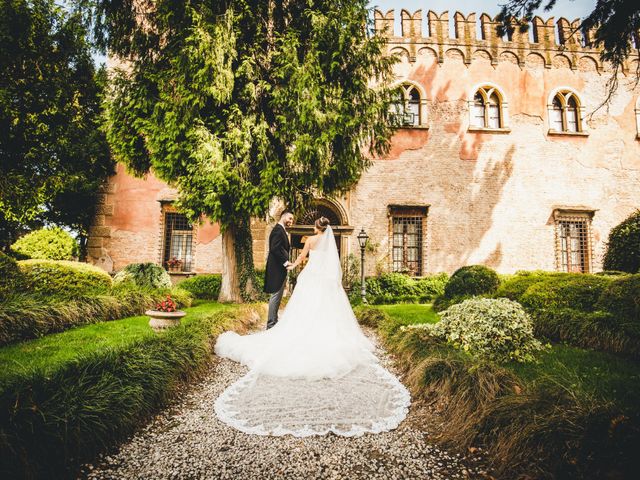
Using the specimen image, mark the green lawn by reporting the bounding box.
[0,301,230,388]
[380,303,640,410]
[376,303,440,325]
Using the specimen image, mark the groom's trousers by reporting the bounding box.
[267,279,286,329]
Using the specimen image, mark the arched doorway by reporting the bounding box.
[288,199,353,282]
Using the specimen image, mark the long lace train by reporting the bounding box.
[214,226,410,436]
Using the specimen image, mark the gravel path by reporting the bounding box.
[79,331,491,480]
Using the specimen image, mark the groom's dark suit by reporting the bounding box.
[264,223,290,328]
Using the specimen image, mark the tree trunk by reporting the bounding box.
[218,216,259,303]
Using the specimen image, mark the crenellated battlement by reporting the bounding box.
[373,9,637,73]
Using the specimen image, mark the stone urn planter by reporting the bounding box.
[146,309,186,332]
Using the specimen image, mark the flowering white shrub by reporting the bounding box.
[407,297,546,363]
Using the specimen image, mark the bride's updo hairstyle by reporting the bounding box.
[315,216,330,232]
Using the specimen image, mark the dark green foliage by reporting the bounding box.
[518,274,613,313]
[113,262,172,290]
[354,306,640,479]
[597,274,640,332]
[11,227,79,260]
[603,210,640,274]
[0,287,191,346]
[444,265,500,298]
[365,272,448,301]
[0,0,112,248]
[179,274,222,300]
[0,304,259,479]
[493,272,555,302]
[0,252,27,300]
[495,272,640,356]
[19,259,113,297]
[432,294,472,313]
[534,308,640,358]
[80,0,396,301]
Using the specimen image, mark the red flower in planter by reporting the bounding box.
[155,295,178,312]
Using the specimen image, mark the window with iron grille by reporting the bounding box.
[163,212,193,272]
[555,212,592,273]
[389,206,427,276]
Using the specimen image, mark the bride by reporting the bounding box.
[214,217,410,437]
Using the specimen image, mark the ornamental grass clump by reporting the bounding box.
[113,262,172,289]
[426,297,546,363]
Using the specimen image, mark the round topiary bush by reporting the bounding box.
[178,274,222,300]
[18,260,113,297]
[0,251,27,298]
[429,297,546,363]
[113,262,172,289]
[444,265,501,298]
[603,209,640,274]
[11,227,79,260]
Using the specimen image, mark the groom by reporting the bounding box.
[264,210,294,329]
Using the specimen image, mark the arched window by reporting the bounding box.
[469,86,506,129]
[390,83,424,127]
[549,90,583,133]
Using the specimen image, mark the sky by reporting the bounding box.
[92,1,597,66]
[371,0,596,20]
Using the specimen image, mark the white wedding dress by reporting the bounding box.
[214,226,410,437]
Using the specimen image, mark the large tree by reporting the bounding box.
[79,0,396,302]
[0,0,113,251]
[498,0,640,102]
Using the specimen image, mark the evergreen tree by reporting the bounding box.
[80,0,396,301]
[0,0,112,251]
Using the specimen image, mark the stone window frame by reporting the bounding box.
[389,81,429,129]
[387,204,429,277]
[553,208,594,274]
[547,88,589,136]
[158,201,198,274]
[467,83,511,133]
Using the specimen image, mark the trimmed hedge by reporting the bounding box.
[113,262,172,289]
[365,272,449,303]
[0,303,264,479]
[19,260,113,297]
[179,274,222,300]
[11,227,79,260]
[493,272,559,302]
[0,287,193,347]
[597,274,640,329]
[495,272,640,357]
[0,252,27,300]
[533,308,640,357]
[603,209,640,274]
[518,274,612,313]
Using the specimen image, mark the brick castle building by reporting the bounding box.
[88,8,640,279]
